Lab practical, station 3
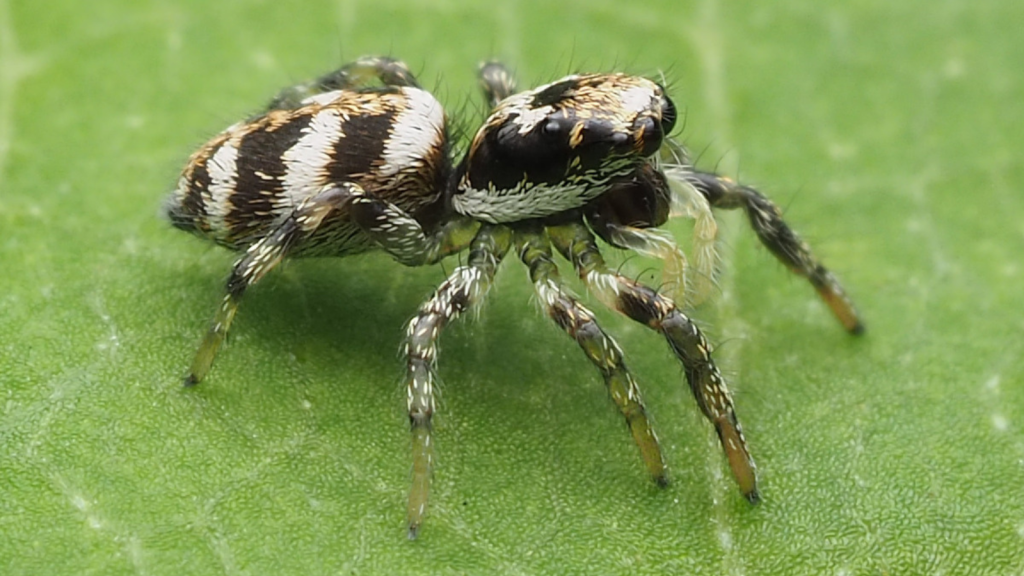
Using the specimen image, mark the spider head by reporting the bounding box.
[452,73,676,224]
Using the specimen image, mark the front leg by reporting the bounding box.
[688,170,864,334]
[516,226,667,485]
[549,221,759,503]
[403,225,512,539]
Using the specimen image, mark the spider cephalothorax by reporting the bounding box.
[166,56,863,538]
[453,73,675,223]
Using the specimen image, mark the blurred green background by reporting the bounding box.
[2,0,1022,574]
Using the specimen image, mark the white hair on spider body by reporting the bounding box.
[658,156,721,306]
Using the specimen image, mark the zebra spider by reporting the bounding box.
[165,56,864,538]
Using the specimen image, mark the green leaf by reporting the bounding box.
[3,0,1023,573]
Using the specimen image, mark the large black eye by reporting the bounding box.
[542,116,573,139]
[636,116,664,157]
[660,96,677,134]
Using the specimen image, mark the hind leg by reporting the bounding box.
[184,184,355,385]
[265,56,421,111]
[477,61,518,108]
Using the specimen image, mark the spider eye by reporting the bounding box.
[660,96,677,134]
[635,115,664,157]
[542,117,572,138]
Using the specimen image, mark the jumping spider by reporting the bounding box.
[165,56,864,538]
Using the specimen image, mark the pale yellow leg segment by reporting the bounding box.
[516,228,667,484]
[186,294,238,386]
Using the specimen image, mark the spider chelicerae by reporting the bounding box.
[165,56,864,538]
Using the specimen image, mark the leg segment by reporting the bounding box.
[184,185,354,385]
[347,192,479,266]
[266,56,420,111]
[548,221,759,503]
[478,61,518,108]
[515,227,667,485]
[404,225,512,539]
[688,170,864,334]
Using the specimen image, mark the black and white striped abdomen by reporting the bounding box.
[164,86,451,255]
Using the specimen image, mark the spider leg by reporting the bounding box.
[478,61,518,108]
[548,221,759,503]
[515,226,667,485]
[184,184,355,386]
[688,170,864,334]
[347,192,479,266]
[265,56,420,111]
[404,224,512,539]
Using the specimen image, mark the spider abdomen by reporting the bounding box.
[164,86,451,256]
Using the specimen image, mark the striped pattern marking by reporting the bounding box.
[165,87,448,252]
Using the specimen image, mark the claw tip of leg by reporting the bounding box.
[744,489,761,505]
[849,322,866,336]
[654,474,669,488]
[183,374,199,387]
[407,524,420,540]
